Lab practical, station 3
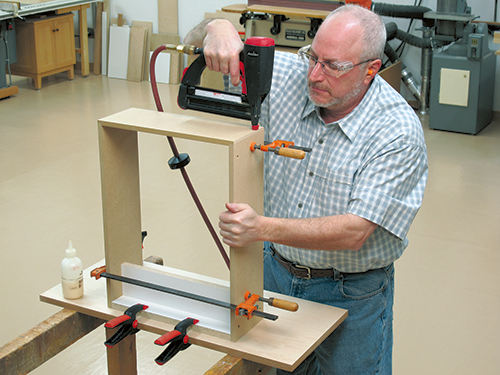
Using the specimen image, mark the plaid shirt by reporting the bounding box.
[259,51,428,272]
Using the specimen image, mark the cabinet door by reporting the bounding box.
[33,20,57,73]
[53,15,76,68]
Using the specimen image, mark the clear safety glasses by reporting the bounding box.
[298,45,375,78]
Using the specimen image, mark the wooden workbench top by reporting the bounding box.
[40,261,347,372]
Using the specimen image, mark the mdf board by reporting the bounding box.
[158,0,178,34]
[40,261,348,371]
[131,20,153,80]
[98,108,265,341]
[127,26,147,82]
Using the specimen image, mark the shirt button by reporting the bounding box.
[298,203,303,208]
[309,171,314,177]
[318,139,324,144]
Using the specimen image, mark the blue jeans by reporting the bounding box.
[263,242,394,375]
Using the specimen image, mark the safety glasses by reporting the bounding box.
[298,45,374,78]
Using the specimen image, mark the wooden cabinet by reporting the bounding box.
[11,13,76,89]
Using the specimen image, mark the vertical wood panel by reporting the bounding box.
[98,125,143,306]
[158,0,178,34]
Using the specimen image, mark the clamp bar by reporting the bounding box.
[91,267,278,321]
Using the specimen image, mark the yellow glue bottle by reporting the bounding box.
[61,241,84,299]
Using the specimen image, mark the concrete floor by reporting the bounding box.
[1,72,499,374]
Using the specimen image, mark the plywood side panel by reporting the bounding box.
[229,131,264,342]
[98,125,143,305]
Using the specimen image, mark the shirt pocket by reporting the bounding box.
[312,164,356,216]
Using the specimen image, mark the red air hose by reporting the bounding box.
[150,45,230,270]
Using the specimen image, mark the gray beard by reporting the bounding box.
[308,79,364,109]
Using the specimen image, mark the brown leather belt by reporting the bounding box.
[270,245,339,279]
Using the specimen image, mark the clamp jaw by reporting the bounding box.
[104,304,149,348]
[154,317,199,365]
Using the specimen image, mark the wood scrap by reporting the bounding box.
[127,26,148,82]
[132,21,153,81]
[158,0,178,34]
[93,2,103,75]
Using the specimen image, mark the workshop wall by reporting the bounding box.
[108,0,500,111]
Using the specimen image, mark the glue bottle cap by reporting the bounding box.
[66,241,76,257]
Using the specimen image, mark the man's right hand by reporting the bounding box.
[203,19,244,87]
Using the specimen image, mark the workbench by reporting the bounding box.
[0,0,97,77]
[37,261,347,373]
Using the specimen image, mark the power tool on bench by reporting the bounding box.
[175,37,275,130]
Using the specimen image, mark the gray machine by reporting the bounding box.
[429,22,496,134]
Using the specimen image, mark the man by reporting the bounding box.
[185,4,428,374]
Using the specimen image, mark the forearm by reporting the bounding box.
[183,18,216,47]
[258,214,377,251]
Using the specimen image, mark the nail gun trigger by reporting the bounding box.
[239,61,247,95]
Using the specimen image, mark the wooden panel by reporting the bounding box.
[53,14,76,68]
[158,0,178,34]
[102,11,108,75]
[0,309,104,375]
[78,4,90,76]
[229,133,264,341]
[98,124,143,305]
[98,108,259,144]
[131,20,153,80]
[33,19,57,72]
[93,2,103,74]
[41,261,348,372]
[127,26,147,82]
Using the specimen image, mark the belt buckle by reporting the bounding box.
[295,264,312,279]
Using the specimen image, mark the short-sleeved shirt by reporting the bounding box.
[259,51,428,273]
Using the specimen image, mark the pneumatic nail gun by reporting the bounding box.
[176,37,275,130]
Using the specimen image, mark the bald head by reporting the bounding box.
[320,4,386,61]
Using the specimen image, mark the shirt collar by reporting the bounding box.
[300,77,380,142]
